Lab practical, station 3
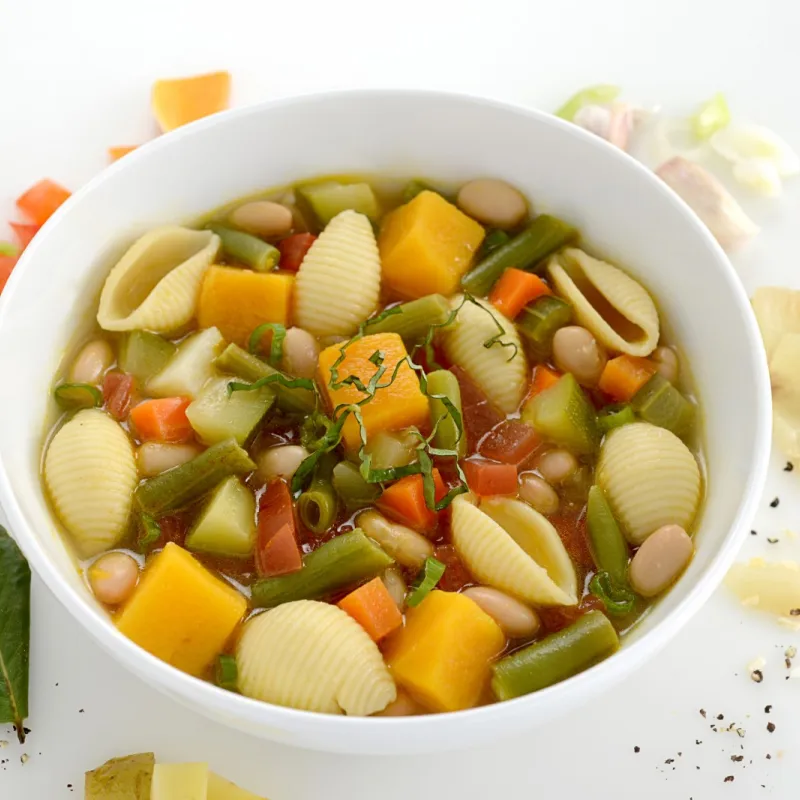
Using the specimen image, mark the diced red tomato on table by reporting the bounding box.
[0,256,18,294]
[16,179,71,226]
[9,222,40,251]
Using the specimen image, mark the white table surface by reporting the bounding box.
[3,1,800,797]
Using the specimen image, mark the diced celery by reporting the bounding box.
[148,327,226,399]
[364,429,419,471]
[631,373,695,437]
[119,331,176,384]
[596,403,635,433]
[186,376,274,445]
[517,295,573,358]
[184,476,256,557]
[362,294,451,344]
[521,373,599,454]
[296,181,380,228]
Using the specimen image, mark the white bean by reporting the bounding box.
[552,326,606,387]
[652,345,679,384]
[88,551,139,606]
[281,327,320,379]
[381,566,407,611]
[462,586,540,638]
[629,524,693,597]
[257,445,309,484]
[457,179,527,229]
[69,339,114,385]
[136,442,202,477]
[357,510,434,569]
[228,201,293,238]
[518,473,560,515]
[536,449,579,485]
[374,689,423,717]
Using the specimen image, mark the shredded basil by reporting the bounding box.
[407,557,446,607]
[138,513,161,553]
[227,373,315,396]
[214,654,238,692]
[589,571,635,616]
[248,323,287,368]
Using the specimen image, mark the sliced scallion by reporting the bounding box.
[597,403,635,434]
[248,322,287,368]
[691,92,731,140]
[215,654,238,691]
[556,84,621,121]
[53,383,103,410]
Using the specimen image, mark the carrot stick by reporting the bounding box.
[338,577,403,641]
[130,397,194,443]
[377,469,447,532]
[489,268,552,319]
[598,355,657,402]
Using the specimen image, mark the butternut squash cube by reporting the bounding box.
[378,191,485,299]
[317,333,429,451]
[385,590,504,712]
[197,266,293,347]
[116,542,247,677]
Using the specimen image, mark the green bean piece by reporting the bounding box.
[631,373,695,437]
[461,215,577,296]
[297,453,338,536]
[477,229,511,259]
[589,571,635,616]
[119,331,176,384]
[491,610,620,700]
[521,373,599,455]
[596,403,636,434]
[426,369,466,458]
[516,295,572,358]
[207,224,280,272]
[251,530,393,608]
[586,486,630,586]
[135,438,256,516]
[332,461,380,510]
[215,344,316,415]
[53,383,102,410]
[215,654,238,691]
[362,294,451,345]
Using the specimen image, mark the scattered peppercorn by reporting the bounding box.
[784,462,794,472]
[696,739,702,745]
[724,775,734,783]
[700,709,707,718]
[767,722,776,733]
[634,746,640,753]
[665,758,674,765]
[751,529,758,536]
[731,755,744,762]
[767,754,772,760]
[717,714,724,720]
[770,497,780,508]
[765,705,773,713]
[752,669,764,683]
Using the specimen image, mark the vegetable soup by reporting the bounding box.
[42,175,703,716]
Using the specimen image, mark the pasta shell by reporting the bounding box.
[451,495,577,606]
[548,248,659,357]
[440,296,528,414]
[596,422,701,546]
[44,409,137,558]
[294,210,381,338]
[236,600,396,716]
[97,226,220,333]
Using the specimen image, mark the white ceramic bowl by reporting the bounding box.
[0,90,771,754]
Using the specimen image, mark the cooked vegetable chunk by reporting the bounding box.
[207,772,266,800]
[379,191,485,298]
[148,327,226,400]
[116,542,247,676]
[84,752,155,800]
[385,590,504,712]
[151,763,209,800]
[338,576,403,641]
[296,181,380,228]
[185,476,256,557]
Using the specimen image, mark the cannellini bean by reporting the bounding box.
[381,566,407,611]
[463,586,540,639]
[69,340,114,385]
[518,473,559,515]
[536,449,579,485]
[652,345,679,384]
[136,442,202,477]
[257,445,309,484]
[456,179,527,230]
[629,524,693,597]
[88,551,139,606]
[552,326,606,387]
[281,327,320,379]
[357,510,433,569]
[374,689,424,717]
[228,200,293,238]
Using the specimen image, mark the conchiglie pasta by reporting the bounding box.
[548,248,659,357]
[44,409,137,558]
[97,226,220,333]
[236,600,396,716]
[596,422,701,546]
[440,296,528,414]
[451,495,577,606]
[294,210,381,338]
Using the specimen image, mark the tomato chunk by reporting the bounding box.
[9,222,39,251]
[256,479,302,577]
[450,366,503,454]
[463,459,518,497]
[0,255,18,294]
[479,420,541,466]
[103,372,134,421]
[16,179,71,225]
[278,233,316,272]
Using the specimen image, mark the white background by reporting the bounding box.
[2,0,800,797]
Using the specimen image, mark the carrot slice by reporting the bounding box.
[462,460,518,496]
[598,355,657,402]
[151,71,231,132]
[16,179,71,226]
[130,397,194,443]
[526,364,562,401]
[489,268,552,319]
[9,222,39,251]
[108,145,138,162]
[338,577,403,641]
[377,469,447,532]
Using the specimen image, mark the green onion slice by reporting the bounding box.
[555,84,621,121]
[597,403,636,434]
[589,571,635,616]
[407,557,446,607]
[691,92,731,140]
[53,382,103,410]
[0,241,19,257]
[248,322,287,368]
[215,654,238,691]
[227,373,315,396]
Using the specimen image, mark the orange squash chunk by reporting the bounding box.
[317,333,429,451]
[108,145,138,162]
[151,71,231,133]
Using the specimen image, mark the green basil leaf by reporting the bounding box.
[138,513,161,553]
[248,323,287,368]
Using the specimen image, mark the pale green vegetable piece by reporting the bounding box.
[148,327,226,399]
[185,476,256,557]
[84,752,155,800]
[296,181,380,227]
[691,92,731,140]
[208,772,267,800]
[556,84,621,121]
[150,763,209,800]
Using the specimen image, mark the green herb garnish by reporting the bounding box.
[227,373,315,396]
[53,383,103,410]
[589,571,635,616]
[137,513,161,553]
[407,557,446,607]
[248,323,287,368]
[215,654,238,692]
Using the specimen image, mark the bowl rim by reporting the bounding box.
[0,88,772,744]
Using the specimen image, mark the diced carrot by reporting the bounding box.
[9,222,39,251]
[0,255,18,295]
[130,397,194,443]
[256,479,302,577]
[479,420,541,465]
[462,460,518,496]
[377,469,448,532]
[103,372,135,421]
[597,355,657,402]
[278,233,316,272]
[527,364,562,401]
[489,269,552,319]
[108,145,138,162]
[338,577,403,642]
[16,179,71,226]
